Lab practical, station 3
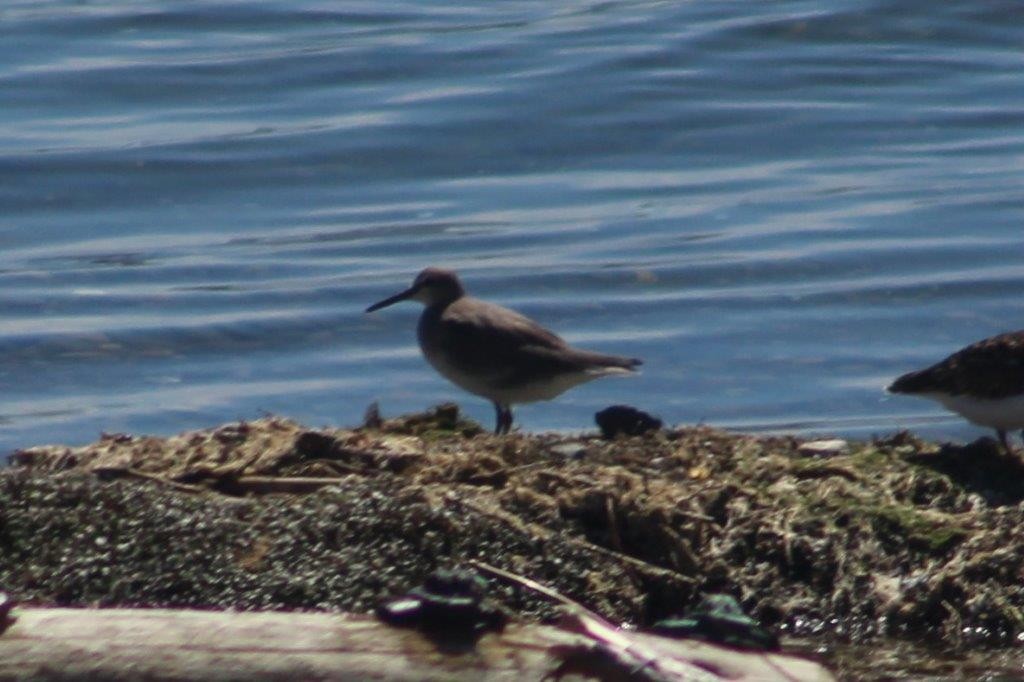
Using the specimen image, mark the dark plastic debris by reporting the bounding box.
[377,568,507,636]
[651,594,779,652]
[595,405,663,439]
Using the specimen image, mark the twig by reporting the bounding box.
[675,509,716,524]
[112,468,205,494]
[659,524,699,575]
[468,560,602,619]
[468,564,695,680]
[605,495,624,552]
[760,654,805,682]
[309,459,370,476]
[228,476,352,495]
[792,466,859,482]
[567,537,695,585]
[503,461,549,475]
[453,496,694,586]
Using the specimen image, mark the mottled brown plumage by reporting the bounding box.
[888,331,1024,400]
[366,268,641,434]
[888,330,1024,453]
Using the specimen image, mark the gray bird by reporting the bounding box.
[366,268,642,434]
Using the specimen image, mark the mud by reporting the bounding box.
[4,404,1024,676]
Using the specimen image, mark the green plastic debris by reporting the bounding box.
[652,594,779,651]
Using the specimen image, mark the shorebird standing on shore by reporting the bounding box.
[366,268,642,434]
[888,330,1024,453]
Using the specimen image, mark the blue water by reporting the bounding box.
[2,0,1023,453]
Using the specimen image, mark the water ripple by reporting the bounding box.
[1,0,1023,451]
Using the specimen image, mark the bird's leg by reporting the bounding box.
[492,403,512,435]
[493,403,508,435]
[997,429,1013,455]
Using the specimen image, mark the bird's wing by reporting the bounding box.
[433,298,638,388]
[432,298,577,381]
[944,332,1024,398]
[437,298,565,354]
[895,331,1024,398]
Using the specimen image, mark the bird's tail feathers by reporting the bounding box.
[580,353,642,375]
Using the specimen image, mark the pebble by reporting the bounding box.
[797,439,849,457]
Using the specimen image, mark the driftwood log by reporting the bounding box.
[0,608,834,681]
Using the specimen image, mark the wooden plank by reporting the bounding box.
[0,608,834,681]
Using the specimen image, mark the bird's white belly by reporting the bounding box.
[929,392,1024,430]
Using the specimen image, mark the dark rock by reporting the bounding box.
[548,442,589,461]
[294,431,337,460]
[595,405,662,439]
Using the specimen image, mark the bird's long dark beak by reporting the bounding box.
[365,285,418,313]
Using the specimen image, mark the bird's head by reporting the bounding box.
[365,267,465,312]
